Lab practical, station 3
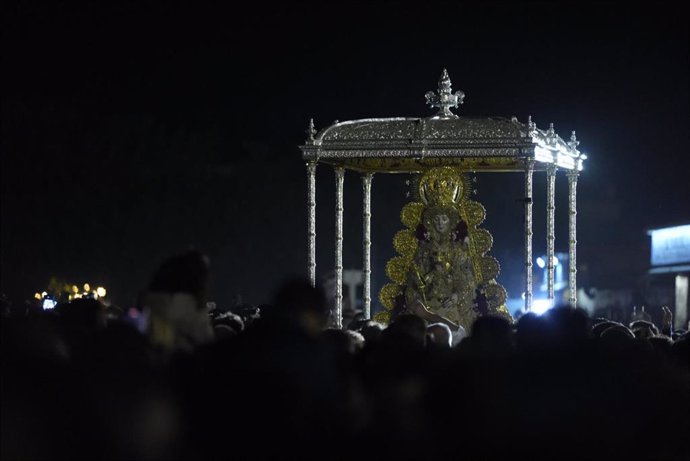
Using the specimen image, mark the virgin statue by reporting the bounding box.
[377,167,511,331]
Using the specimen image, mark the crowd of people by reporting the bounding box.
[2,249,689,460]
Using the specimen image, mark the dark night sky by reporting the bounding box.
[1,1,689,309]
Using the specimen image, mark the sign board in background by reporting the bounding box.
[649,225,690,267]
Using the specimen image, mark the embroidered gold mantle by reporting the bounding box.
[376,167,510,328]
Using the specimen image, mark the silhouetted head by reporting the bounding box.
[470,315,513,356]
[383,313,428,349]
[346,315,368,331]
[141,249,214,352]
[514,312,548,352]
[601,324,635,340]
[322,328,365,356]
[648,335,673,360]
[270,277,329,334]
[592,320,621,338]
[599,324,635,354]
[56,298,107,330]
[359,320,385,344]
[427,322,452,348]
[148,248,210,309]
[211,311,244,340]
[629,320,659,339]
[232,303,261,327]
[542,305,591,346]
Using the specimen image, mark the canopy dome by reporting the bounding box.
[301,70,586,173]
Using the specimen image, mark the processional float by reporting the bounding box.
[300,70,586,329]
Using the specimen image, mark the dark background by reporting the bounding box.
[1,1,688,310]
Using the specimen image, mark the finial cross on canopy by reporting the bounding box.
[425,69,465,118]
[306,118,316,142]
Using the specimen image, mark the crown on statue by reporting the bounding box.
[419,167,463,207]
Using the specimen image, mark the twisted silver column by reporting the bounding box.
[567,171,579,307]
[362,173,373,319]
[334,167,345,329]
[307,162,317,287]
[524,159,535,312]
[547,165,557,300]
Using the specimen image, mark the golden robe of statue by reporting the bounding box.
[377,167,511,330]
[406,204,479,329]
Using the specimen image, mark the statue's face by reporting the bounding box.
[433,214,450,233]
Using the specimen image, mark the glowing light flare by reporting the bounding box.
[556,152,576,169]
[96,287,107,298]
[534,145,554,163]
[536,257,546,269]
[34,292,42,300]
[71,285,79,294]
[531,298,553,315]
[42,298,57,310]
[83,283,90,292]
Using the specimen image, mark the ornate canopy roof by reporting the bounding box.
[300,70,586,173]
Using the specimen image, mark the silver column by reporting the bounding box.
[567,170,579,307]
[546,165,557,300]
[334,166,345,329]
[307,162,317,287]
[362,173,373,319]
[524,159,535,312]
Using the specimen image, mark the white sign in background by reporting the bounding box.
[650,225,690,266]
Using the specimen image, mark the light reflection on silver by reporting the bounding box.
[362,173,373,319]
[334,167,345,329]
[307,162,317,286]
[424,69,465,118]
[547,165,557,299]
[567,171,579,307]
[524,160,534,312]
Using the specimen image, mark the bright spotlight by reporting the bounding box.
[96,287,107,298]
[531,298,553,315]
[536,257,546,269]
[42,298,57,310]
[552,256,559,266]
